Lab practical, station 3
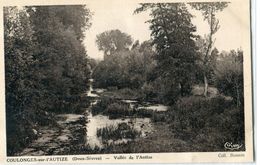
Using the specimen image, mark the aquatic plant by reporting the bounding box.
[96,123,141,141]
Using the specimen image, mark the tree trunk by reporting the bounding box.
[203,73,208,97]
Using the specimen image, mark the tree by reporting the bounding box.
[131,40,140,50]
[96,29,133,58]
[4,7,38,155]
[195,36,219,84]
[135,3,198,101]
[92,40,156,90]
[5,5,92,155]
[27,5,92,97]
[215,50,244,107]
[189,2,228,97]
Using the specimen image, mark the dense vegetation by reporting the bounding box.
[4,6,92,155]
[91,96,158,119]
[92,2,245,151]
[5,2,245,155]
[93,3,243,104]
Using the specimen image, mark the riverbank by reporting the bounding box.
[16,114,86,156]
[85,85,244,153]
[16,84,244,156]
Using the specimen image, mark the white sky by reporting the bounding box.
[83,1,249,60]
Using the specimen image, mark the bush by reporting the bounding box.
[91,97,113,115]
[106,102,131,118]
[6,106,61,156]
[214,50,244,108]
[91,97,132,118]
[5,6,92,155]
[141,83,158,101]
[171,95,244,151]
[173,96,232,131]
[92,42,156,90]
[6,117,36,156]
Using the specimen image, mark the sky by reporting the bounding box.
[83,1,249,60]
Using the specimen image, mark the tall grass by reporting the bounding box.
[97,123,141,141]
[91,96,157,118]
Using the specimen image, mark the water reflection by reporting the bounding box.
[137,104,169,112]
[85,78,164,149]
[122,99,169,112]
[86,113,152,149]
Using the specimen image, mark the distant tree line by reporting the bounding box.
[93,2,243,106]
[92,3,245,150]
[4,6,92,155]
[93,38,156,89]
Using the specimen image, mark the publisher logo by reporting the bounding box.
[224,142,242,150]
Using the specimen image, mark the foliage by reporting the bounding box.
[195,36,219,84]
[189,2,228,17]
[96,29,133,58]
[4,7,38,155]
[173,96,231,131]
[5,3,246,155]
[106,102,131,118]
[135,3,198,101]
[97,123,141,142]
[92,52,129,88]
[93,39,156,90]
[214,50,244,107]
[91,97,112,115]
[189,2,228,96]
[26,6,92,97]
[91,97,155,118]
[171,95,244,150]
[4,6,92,155]
[88,58,99,70]
[91,97,132,118]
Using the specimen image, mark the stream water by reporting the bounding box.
[85,79,169,149]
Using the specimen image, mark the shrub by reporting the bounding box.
[214,50,244,108]
[6,117,36,155]
[173,96,232,131]
[91,97,113,115]
[91,97,134,118]
[141,83,158,101]
[171,95,244,151]
[106,102,131,118]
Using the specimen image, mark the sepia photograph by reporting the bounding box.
[0,0,253,163]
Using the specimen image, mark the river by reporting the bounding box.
[17,78,169,156]
[85,78,169,149]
